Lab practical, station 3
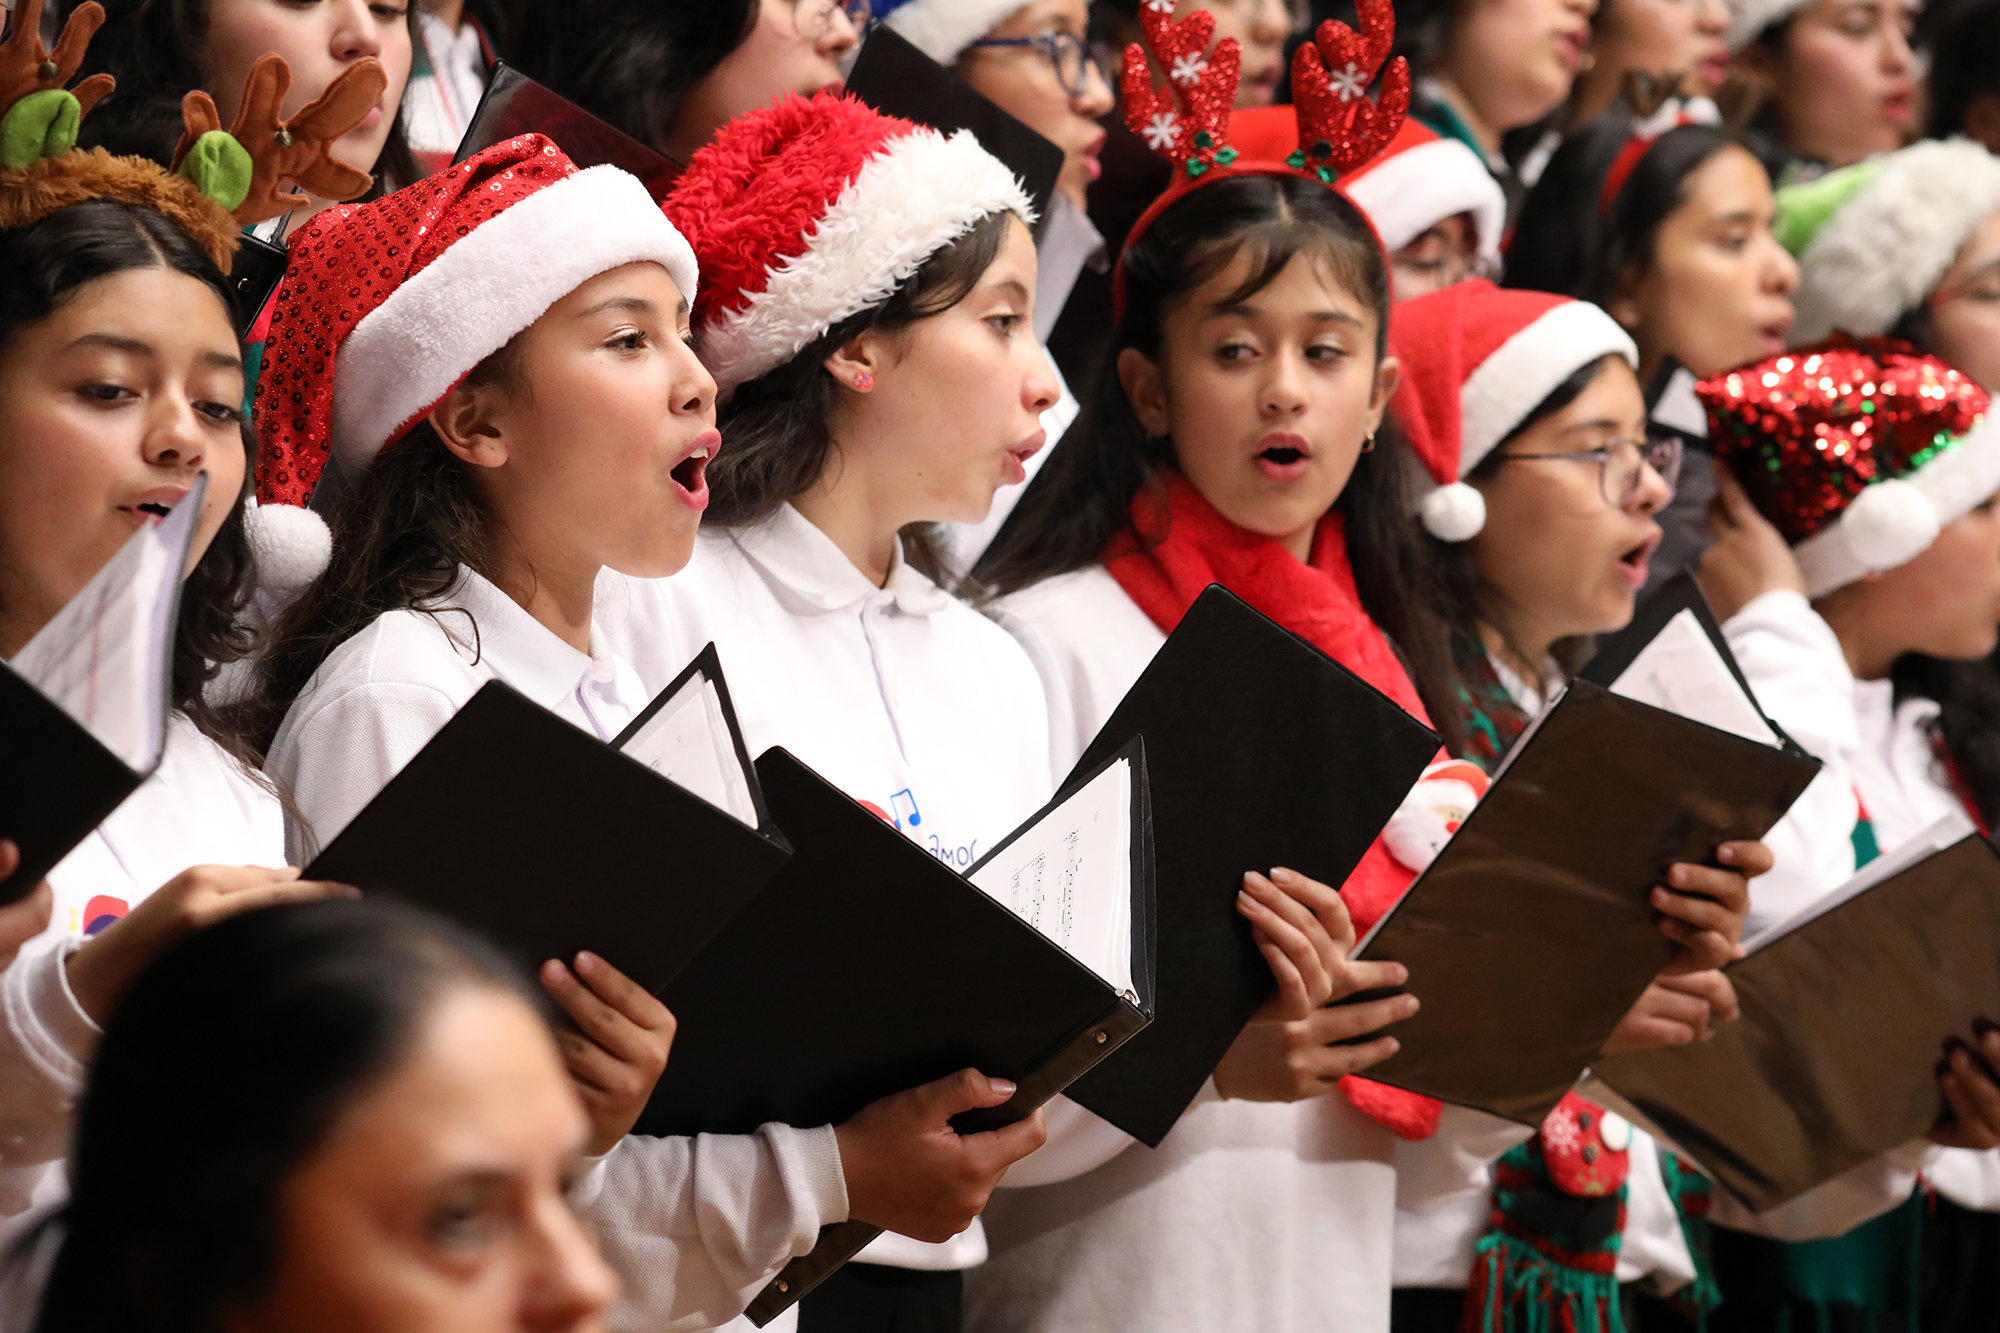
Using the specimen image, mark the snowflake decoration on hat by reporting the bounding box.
[1121,5,1241,179]
[1286,0,1410,183]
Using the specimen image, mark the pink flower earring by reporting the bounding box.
[851,370,874,392]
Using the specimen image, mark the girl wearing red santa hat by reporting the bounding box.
[1694,339,2000,1332]
[248,134,1047,1333]
[1384,280,1978,1332]
[967,8,1752,1331]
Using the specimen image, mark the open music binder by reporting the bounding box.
[847,26,1064,239]
[1056,584,1443,1148]
[453,62,685,199]
[305,645,790,991]
[1351,584,1822,1126]
[633,740,1156,1324]
[1591,815,2000,1212]
[0,475,208,902]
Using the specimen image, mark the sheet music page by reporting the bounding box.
[969,758,1134,995]
[6,477,203,772]
[1740,811,1975,954]
[616,674,758,826]
[1609,609,1780,746]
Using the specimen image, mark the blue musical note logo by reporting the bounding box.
[891,788,922,829]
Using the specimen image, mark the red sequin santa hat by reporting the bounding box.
[665,92,1033,395]
[1388,280,1638,541]
[251,134,699,587]
[1698,338,2000,596]
[1112,0,1410,314]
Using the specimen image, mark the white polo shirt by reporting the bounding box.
[608,504,1056,1274]
[262,565,849,1333]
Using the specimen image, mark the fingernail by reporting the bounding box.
[575,951,599,972]
[1718,844,1738,865]
[1389,964,1409,985]
[1400,995,1420,1015]
[1384,1037,1400,1054]
[1237,890,1256,911]
[1270,867,1296,884]
[989,1077,1017,1097]
[1668,866,1690,888]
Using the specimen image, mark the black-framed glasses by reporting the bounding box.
[1499,433,1683,508]
[791,0,869,40]
[965,31,1112,99]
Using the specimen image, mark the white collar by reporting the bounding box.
[432,566,622,711]
[726,504,954,616]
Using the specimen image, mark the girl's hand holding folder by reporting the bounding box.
[0,841,51,971]
[1213,868,1417,1102]
[541,951,679,1156]
[1931,1027,2000,1150]
[835,1069,1049,1242]
[1601,970,1740,1053]
[1654,840,1768,973]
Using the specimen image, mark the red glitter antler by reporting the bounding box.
[1287,0,1409,182]
[1121,2,1242,180]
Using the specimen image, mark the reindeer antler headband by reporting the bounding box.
[1114,0,1410,312]
[0,0,385,268]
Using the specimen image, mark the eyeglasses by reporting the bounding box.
[965,31,1114,99]
[790,0,869,41]
[1498,433,1683,509]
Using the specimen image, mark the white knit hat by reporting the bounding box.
[877,0,1034,64]
[1779,139,2000,344]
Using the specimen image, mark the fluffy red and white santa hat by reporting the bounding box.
[664,92,1033,395]
[1388,279,1638,541]
[250,134,698,588]
[1341,119,1505,277]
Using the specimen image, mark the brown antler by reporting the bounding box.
[227,53,387,223]
[0,0,114,123]
[1289,0,1410,181]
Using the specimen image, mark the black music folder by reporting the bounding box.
[1057,584,1443,1147]
[635,740,1155,1323]
[0,475,208,901]
[454,62,685,198]
[847,25,1064,237]
[1352,659,1822,1125]
[1594,817,2000,1212]
[305,647,790,991]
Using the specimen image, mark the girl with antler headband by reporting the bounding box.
[967,9,1764,1331]
[73,0,417,237]
[0,0,359,1241]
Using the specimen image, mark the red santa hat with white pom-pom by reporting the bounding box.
[664,92,1033,396]
[248,134,699,589]
[1388,279,1638,542]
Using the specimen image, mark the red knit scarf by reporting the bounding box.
[1104,471,1444,1140]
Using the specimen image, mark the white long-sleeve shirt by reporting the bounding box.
[263,566,848,1332]
[1726,588,1995,1214]
[969,564,1525,1333]
[604,504,1056,1283]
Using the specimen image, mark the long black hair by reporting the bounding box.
[250,345,519,758]
[1505,119,1775,303]
[973,172,1465,746]
[24,899,543,1333]
[1920,0,2000,140]
[0,199,261,759]
[708,209,1014,584]
[69,0,421,196]
[498,0,759,150]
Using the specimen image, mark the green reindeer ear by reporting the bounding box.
[0,87,80,169]
[176,129,254,212]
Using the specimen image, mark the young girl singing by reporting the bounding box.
[250,135,1047,1333]
[965,9,1756,1331]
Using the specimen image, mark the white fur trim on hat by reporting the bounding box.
[1792,414,2000,596]
[1792,139,2000,344]
[1459,302,1639,475]
[244,497,333,590]
[1346,137,1506,271]
[330,166,699,470]
[1727,0,1811,49]
[882,0,1033,64]
[1419,481,1488,541]
[698,128,1034,393]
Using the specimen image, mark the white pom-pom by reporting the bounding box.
[1419,481,1487,541]
[1840,477,1940,573]
[244,499,332,591]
